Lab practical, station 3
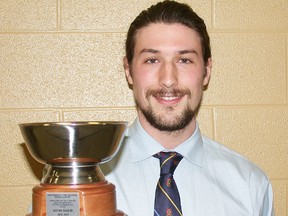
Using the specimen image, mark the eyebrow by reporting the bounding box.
[140,48,159,54]
[178,49,198,55]
[139,48,198,55]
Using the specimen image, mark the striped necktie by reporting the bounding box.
[153,151,183,216]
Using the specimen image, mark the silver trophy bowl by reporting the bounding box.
[19,121,128,184]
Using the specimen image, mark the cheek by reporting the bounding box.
[133,69,157,89]
[131,77,148,98]
[181,74,202,88]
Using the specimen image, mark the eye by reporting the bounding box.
[145,58,159,64]
[179,58,192,64]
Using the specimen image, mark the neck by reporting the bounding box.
[138,113,197,149]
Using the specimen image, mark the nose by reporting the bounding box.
[159,62,178,88]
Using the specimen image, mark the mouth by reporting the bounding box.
[160,94,179,100]
[147,89,190,105]
[158,95,180,103]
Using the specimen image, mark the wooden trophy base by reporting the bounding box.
[30,180,124,216]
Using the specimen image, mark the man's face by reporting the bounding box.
[124,23,211,132]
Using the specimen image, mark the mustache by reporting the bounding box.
[145,88,191,99]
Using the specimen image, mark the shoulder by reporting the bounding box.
[201,135,270,186]
[201,135,274,213]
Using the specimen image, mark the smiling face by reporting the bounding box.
[124,23,211,133]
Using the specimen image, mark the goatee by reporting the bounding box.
[136,88,201,132]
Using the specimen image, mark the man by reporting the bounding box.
[101,1,274,215]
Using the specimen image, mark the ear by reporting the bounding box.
[203,58,212,86]
[123,57,133,85]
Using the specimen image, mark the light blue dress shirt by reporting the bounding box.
[101,118,274,216]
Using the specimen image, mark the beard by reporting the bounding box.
[136,88,202,132]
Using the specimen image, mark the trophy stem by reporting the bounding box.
[41,162,106,184]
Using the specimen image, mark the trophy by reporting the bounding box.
[19,121,127,216]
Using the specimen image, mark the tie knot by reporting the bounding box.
[154,152,183,175]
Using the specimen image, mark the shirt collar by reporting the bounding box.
[127,118,203,167]
[173,124,203,167]
[128,118,163,162]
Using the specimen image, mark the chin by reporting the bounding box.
[142,108,195,132]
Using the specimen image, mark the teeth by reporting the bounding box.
[161,96,178,101]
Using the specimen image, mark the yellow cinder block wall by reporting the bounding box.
[0,0,287,215]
